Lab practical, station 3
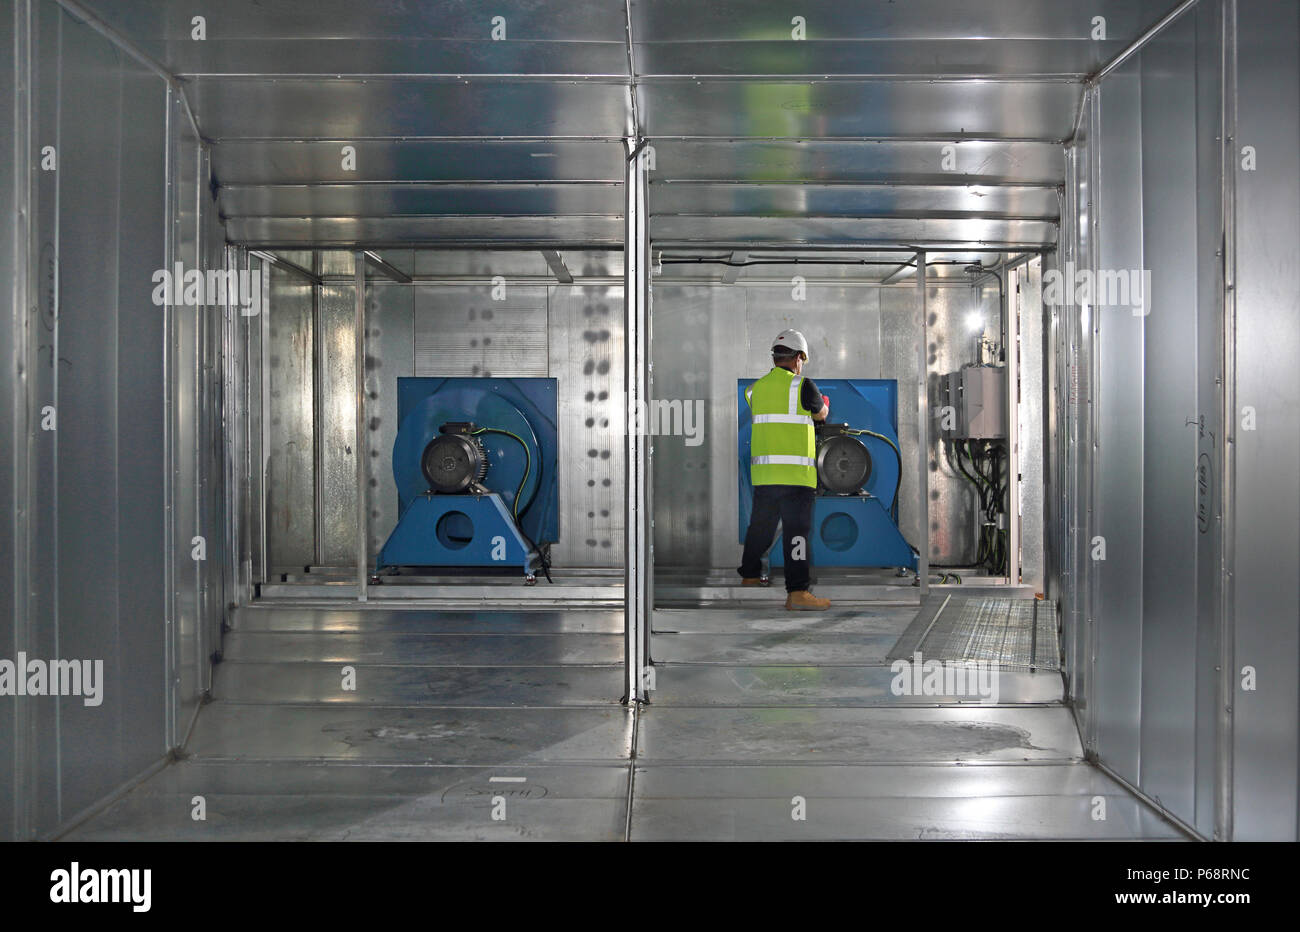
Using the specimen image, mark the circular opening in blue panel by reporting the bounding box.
[820,512,858,552]
[435,511,474,550]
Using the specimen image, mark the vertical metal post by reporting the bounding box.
[1215,0,1237,843]
[353,252,368,601]
[915,250,929,595]
[10,0,35,840]
[193,142,206,688]
[162,86,178,750]
[624,140,650,702]
[257,252,270,584]
[311,251,324,569]
[1084,85,1103,756]
[1006,266,1021,586]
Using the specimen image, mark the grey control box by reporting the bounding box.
[942,365,1007,439]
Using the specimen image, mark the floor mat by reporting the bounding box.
[888,596,1060,672]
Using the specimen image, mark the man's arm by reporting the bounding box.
[802,378,828,421]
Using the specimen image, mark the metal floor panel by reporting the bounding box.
[632,762,1124,799]
[64,762,628,842]
[215,662,624,706]
[649,665,1064,706]
[232,606,624,634]
[630,789,1183,840]
[221,631,624,665]
[186,704,634,764]
[635,706,1084,763]
[653,604,920,635]
[652,633,902,665]
[258,582,624,603]
[61,604,1182,841]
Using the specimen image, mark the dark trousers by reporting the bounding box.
[738,484,816,592]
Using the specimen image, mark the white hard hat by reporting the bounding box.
[773,329,809,359]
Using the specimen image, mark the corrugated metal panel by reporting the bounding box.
[1136,13,1202,829]
[0,0,19,841]
[317,281,358,565]
[1191,0,1225,841]
[548,284,625,567]
[364,282,415,559]
[1231,0,1300,841]
[1016,258,1047,590]
[1090,62,1146,786]
[414,286,549,377]
[264,265,316,569]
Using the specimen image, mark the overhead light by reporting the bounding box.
[966,312,984,333]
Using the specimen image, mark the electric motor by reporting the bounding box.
[421,425,489,493]
[815,424,873,495]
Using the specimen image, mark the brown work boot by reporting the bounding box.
[741,577,770,587]
[785,589,830,611]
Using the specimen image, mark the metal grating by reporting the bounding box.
[889,597,1060,672]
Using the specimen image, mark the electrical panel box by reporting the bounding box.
[943,365,1007,439]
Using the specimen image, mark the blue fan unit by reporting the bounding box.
[377,377,558,578]
[737,377,918,570]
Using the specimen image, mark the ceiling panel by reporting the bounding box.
[649,182,1058,219]
[227,215,626,247]
[646,139,1066,184]
[631,0,1172,43]
[75,0,629,42]
[635,40,1117,79]
[189,78,630,139]
[209,140,626,184]
[639,79,1083,140]
[221,182,623,218]
[59,0,1179,248]
[650,215,1057,247]
[163,40,629,77]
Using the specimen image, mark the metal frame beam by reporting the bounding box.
[540,249,574,284]
[362,250,412,284]
[249,249,322,286]
[623,139,651,703]
[916,250,930,595]
[353,253,369,601]
[720,251,747,284]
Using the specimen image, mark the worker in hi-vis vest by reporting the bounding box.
[738,329,832,610]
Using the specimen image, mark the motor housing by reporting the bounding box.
[815,423,873,495]
[421,423,488,493]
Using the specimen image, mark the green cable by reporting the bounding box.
[472,427,530,519]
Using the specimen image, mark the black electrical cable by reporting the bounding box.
[844,427,904,522]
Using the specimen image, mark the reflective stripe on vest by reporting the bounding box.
[746,367,816,488]
[752,413,812,425]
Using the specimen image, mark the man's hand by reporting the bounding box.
[812,394,829,422]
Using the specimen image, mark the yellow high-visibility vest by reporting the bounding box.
[745,366,816,488]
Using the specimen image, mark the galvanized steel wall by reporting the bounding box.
[2,0,224,839]
[257,250,628,572]
[1057,0,1299,840]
